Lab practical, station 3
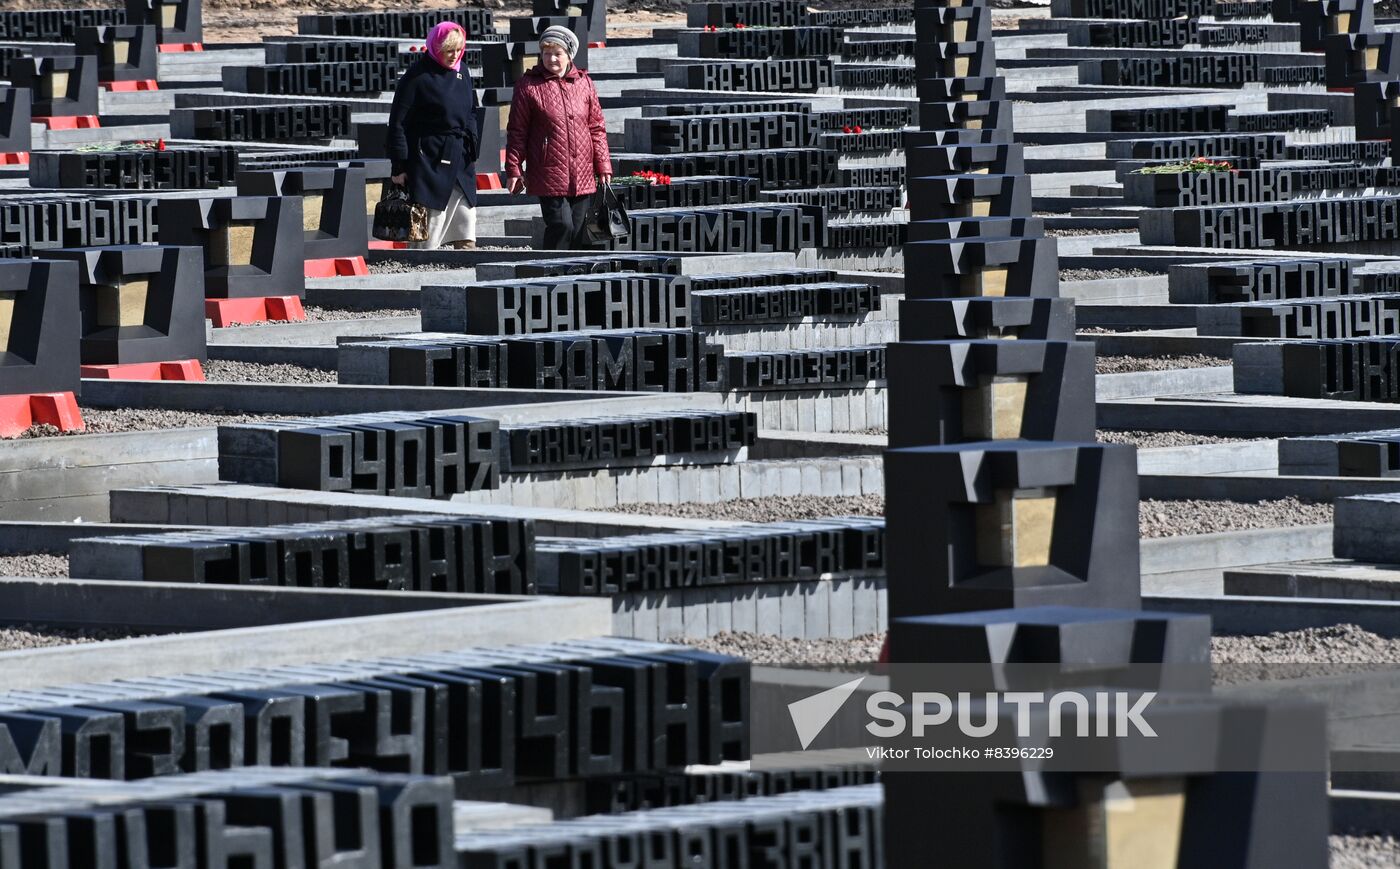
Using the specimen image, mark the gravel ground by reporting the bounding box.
[1096,354,1228,374]
[1333,836,1400,869]
[601,495,1330,537]
[1076,326,1142,334]
[602,495,883,523]
[0,623,145,651]
[203,359,338,384]
[1097,430,1256,448]
[1044,228,1136,237]
[1059,267,1156,281]
[1212,624,1400,665]
[0,554,68,578]
[366,260,470,275]
[229,306,412,325]
[18,407,286,438]
[670,631,884,665]
[1139,497,1331,539]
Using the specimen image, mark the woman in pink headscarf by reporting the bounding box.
[386,21,481,249]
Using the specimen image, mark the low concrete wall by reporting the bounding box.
[0,586,610,691]
[0,430,217,522]
[1145,593,1400,638]
[1095,366,1233,401]
[1140,525,1333,576]
[1136,440,1278,476]
[456,456,883,511]
[613,575,885,641]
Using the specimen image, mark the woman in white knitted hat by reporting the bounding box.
[505,24,613,249]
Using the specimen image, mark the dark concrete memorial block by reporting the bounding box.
[236,166,368,261]
[479,40,543,89]
[662,59,834,93]
[1324,31,1400,88]
[535,0,605,47]
[883,698,1328,869]
[422,273,690,335]
[11,55,98,118]
[0,88,30,155]
[0,8,126,42]
[1199,295,1400,339]
[916,75,1006,105]
[76,24,158,84]
[899,297,1076,342]
[884,442,1140,619]
[1356,81,1400,140]
[508,17,591,68]
[1281,0,1371,51]
[1069,16,1197,47]
[919,99,1012,134]
[914,6,993,45]
[890,605,1211,672]
[902,235,1060,300]
[46,244,206,365]
[913,41,997,81]
[125,0,202,45]
[626,112,818,153]
[908,173,1032,222]
[0,197,158,256]
[1171,258,1354,304]
[297,9,495,39]
[0,259,80,397]
[158,196,307,300]
[28,148,240,190]
[907,142,1023,176]
[887,340,1095,447]
[1279,339,1400,401]
[222,61,402,97]
[677,26,842,59]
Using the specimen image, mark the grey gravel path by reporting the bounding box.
[1333,835,1400,868]
[1212,624,1400,665]
[1059,267,1155,281]
[367,260,474,274]
[203,359,338,384]
[232,306,412,325]
[0,554,68,577]
[602,495,883,523]
[1045,227,1135,237]
[670,631,884,665]
[601,495,1331,537]
[1139,497,1331,538]
[0,624,145,651]
[19,407,285,438]
[1096,354,1228,374]
[1097,430,1256,448]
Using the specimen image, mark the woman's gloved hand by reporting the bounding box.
[508,176,526,194]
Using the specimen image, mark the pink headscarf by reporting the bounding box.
[425,21,465,71]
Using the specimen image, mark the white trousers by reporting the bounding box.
[416,184,477,250]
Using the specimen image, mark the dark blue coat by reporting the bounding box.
[386,55,480,211]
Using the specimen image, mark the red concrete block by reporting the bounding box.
[81,359,204,381]
[28,392,84,433]
[263,296,306,321]
[304,256,367,278]
[205,296,305,327]
[368,239,408,250]
[588,41,605,48]
[476,172,504,190]
[159,360,205,381]
[33,116,100,130]
[158,43,204,52]
[101,80,159,92]
[0,153,28,166]
[0,394,34,438]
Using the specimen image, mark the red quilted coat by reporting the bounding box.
[505,65,612,198]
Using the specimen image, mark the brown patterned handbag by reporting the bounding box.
[372,184,429,243]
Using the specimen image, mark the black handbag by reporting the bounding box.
[372,183,429,243]
[582,184,631,247]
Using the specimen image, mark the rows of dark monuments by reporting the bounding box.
[2,0,1396,860]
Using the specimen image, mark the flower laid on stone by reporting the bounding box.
[1133,156,1237,174]
[620,169,672,186]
